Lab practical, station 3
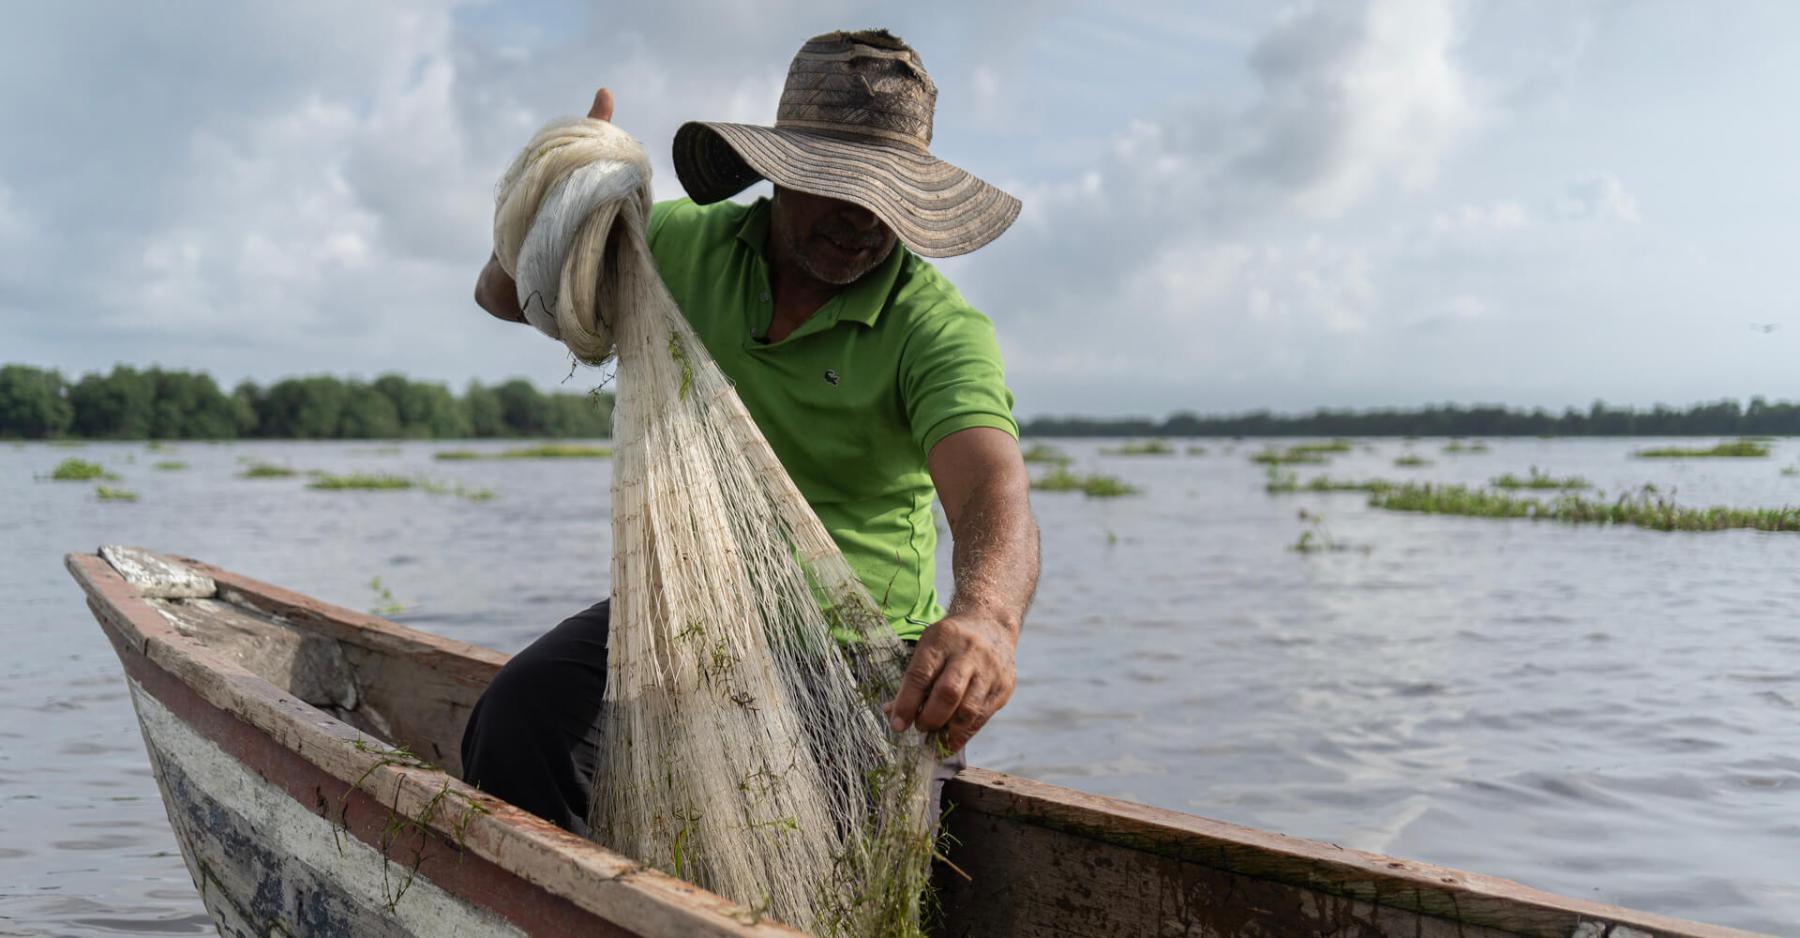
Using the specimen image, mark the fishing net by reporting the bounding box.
[492,117,939,936]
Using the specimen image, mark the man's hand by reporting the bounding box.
[886,426,1038,753]
[887,611,1017,753]
[473,87,616,323]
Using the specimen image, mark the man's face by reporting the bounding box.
[770,186,898,286]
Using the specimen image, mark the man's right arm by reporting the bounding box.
[472,87,615,326]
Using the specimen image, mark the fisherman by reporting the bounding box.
[461,29,1038,836]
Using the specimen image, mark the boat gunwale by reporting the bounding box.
[941,768,1760,938]
[66,549,805,938]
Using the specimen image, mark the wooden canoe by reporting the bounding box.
[67,546,1763,938]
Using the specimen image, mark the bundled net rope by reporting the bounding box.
[492,117,940,936]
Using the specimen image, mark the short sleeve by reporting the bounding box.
[900,303,1019,456]
[646,198,687,250]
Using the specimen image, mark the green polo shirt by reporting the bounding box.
[645,197,1017,640]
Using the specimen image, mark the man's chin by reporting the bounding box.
[798,252,879,286]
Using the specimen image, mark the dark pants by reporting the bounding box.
[459,601,963,836]
[460,600,613,836]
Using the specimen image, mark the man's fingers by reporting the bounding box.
[944,676,992,751]
[888,644,945,732]
[588,87,614,122]
[915,663,974,733]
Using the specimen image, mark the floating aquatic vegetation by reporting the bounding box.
[497,443,611,458]
[152,460,188,471]
[1186,445,1208,456]
[239,463,299,479]
[417,479,497,502]
[1264,470,1393,495]
[1249,447,1329,466]
[433,443,612,460]
[1490,468,1590,490]
[1394,454,1431,468]
[1370,483,1800,532]
[1287,439,1354,455]
[367,577,405,616]
[1101,439,1174,456]
[1288,509,1367,554]
[48,458,113,481]
[1020,442,1071,465]
[1442,440,1491,455]
[1633,439,1770,459]
[308,472,416,491]
[95,485,138,502]
[1032,466,1140,497]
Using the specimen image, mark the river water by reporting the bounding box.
[1,437,1796,935]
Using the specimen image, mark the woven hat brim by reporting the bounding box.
[673,121,1020,258]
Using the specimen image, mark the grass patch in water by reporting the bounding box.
[1249,447,1329,466]
[1394,454,1431,468]
[1032,466,1140,497]
[1101,439,1174,456]
[152,460,189,471]
[1020,442,1071,465]
[1186,445,1208,456]
[434,443,612,460]
[240,463,299,479]
[49,458,114,481]
[1288,439,1354,455]
[498,443,611,459]
[1442,440,1491,455]
[417,479,497,502]
[1633,439,1769,459]
[1265,471,1393,495]
[308,472,416,491]
[96,485,138,502]
[1490,468,1590,490]
[1783,466,1799,477]
[1369,483,1800,532]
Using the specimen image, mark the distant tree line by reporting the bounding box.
[0,364,613,440]
[1022,399,1800,438]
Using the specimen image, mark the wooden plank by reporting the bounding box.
[67,550,805,938]
[100,545,216,598]
[937,808,1521,938]
[150,596,360,712]
[940,770,1763,938]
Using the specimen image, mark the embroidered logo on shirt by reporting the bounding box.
[823,369,840,387]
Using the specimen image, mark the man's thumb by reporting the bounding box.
[588,88,614,122]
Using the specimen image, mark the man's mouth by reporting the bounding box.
[818,229,879,255]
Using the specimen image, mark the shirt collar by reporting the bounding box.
[737,197,906,329]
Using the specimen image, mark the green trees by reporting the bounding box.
[0,363,614,439]
[0,365,74,438]
[1024,399,1800,438]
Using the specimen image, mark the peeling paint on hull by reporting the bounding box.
[129,678,524,938]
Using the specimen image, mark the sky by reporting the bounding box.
[3,0,1798,419]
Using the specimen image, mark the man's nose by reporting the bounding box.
[840,202,880,232]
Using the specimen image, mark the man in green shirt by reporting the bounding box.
[462,29,1039,836]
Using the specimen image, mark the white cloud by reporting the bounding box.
[1234,0,1479,215]
[1556,173,1641,223]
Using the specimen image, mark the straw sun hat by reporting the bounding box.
[673,29,1021,258]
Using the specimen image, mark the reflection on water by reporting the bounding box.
[3,438,1798,934]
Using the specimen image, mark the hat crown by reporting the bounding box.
[775,29,936,152]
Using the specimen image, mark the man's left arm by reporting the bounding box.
[887,426,1040,751]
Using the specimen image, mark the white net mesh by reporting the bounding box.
[494,118,939,936]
